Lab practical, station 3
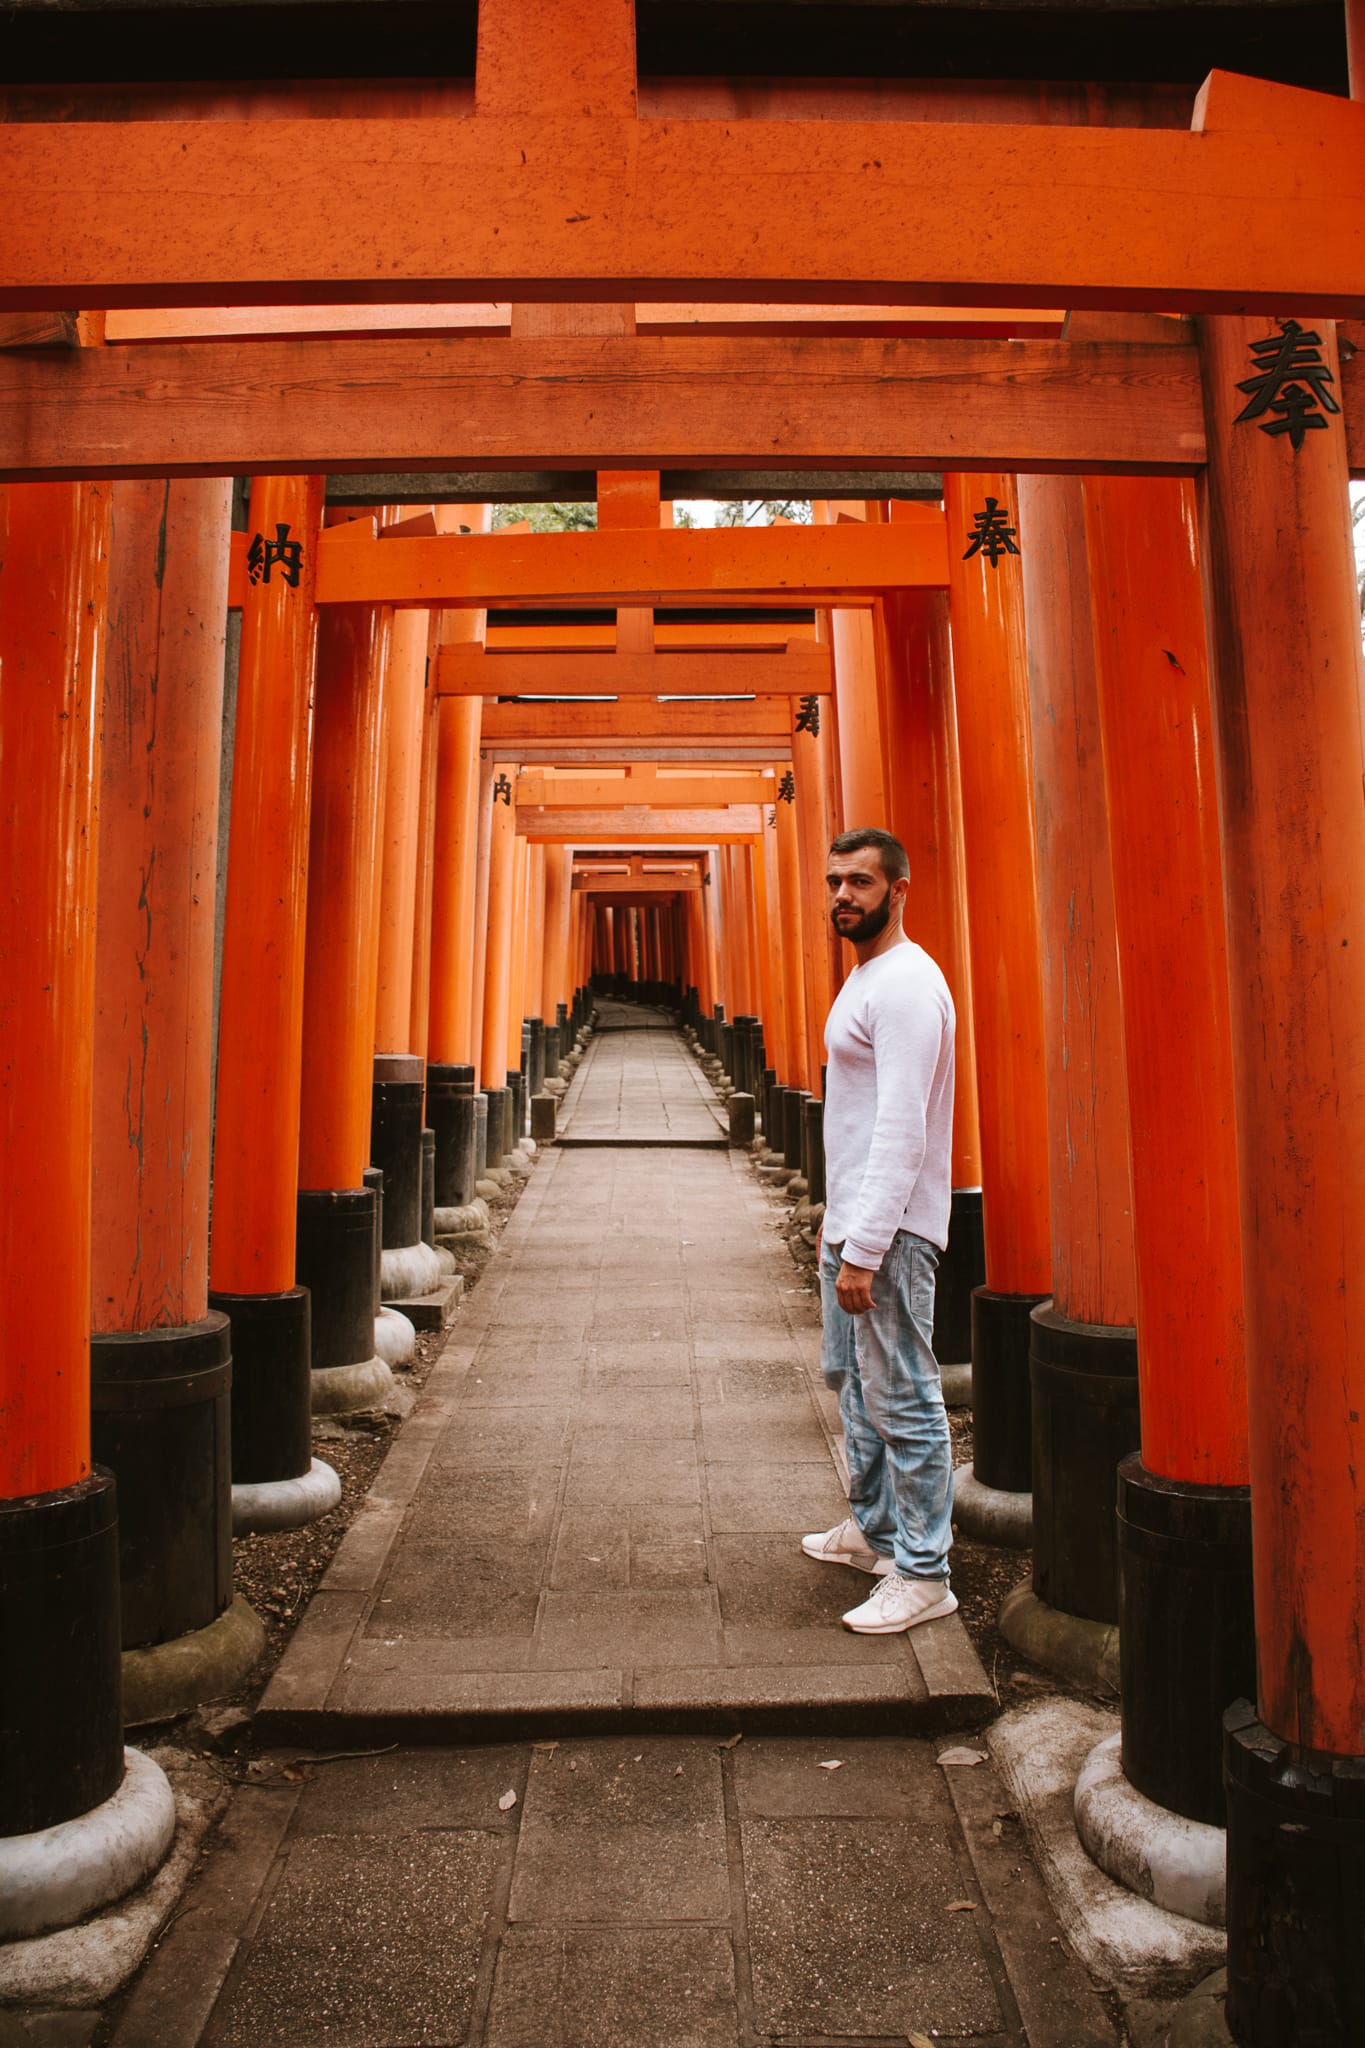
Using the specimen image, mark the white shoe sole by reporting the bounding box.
[842,1590,959,1634]
[800,1536,893,1576]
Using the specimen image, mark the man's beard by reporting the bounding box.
[831,887,892,943]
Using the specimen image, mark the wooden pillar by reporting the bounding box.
[1198,310,1365,2041]
[504,827,530,1076]
[0,478,143,1867]
[541,845,573,1023]
[1084,471,1253,1833]
[480,778,517,1091]
[296,592,395,1394]
[790,691,838,1091]
[407,681,440,1066]
[1018,473,1137,1627]
[944,472,1050,1500]
[879,581,984,1368]
[774,784,810,1088]
[374,600,428,1060]
[469,753,496,1053]
[90,478,244,1669]
[210,475,327,1496]
[427,697,483,1063]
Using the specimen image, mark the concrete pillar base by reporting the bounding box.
[122,1594,267,1729]
[940,1361,972,1407]
[231,1458,342,1535]
[311,1355,410,1419]
[1074,1732,1226,1927]
[0,1748,176,1942]
[999,1580,1120,1692]
[379,1240,444,1300]
[478,1172,510,1195]
[434,1199,490,1236]
[374,1307,416,1367]
[952,1462,1033,1547]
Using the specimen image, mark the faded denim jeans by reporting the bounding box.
[818,1231,953,1582]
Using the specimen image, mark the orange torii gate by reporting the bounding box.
[3,0,1365,2031]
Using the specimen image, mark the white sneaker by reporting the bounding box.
[841,1573,958,1633]
[800,1516,894,1576]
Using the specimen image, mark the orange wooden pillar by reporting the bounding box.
[1197,314,1365,2038]
[504,831,530,1138]
[758,809,791,1092]
[375,598,429,1065]
[89,477,256,1693]
[209,475,339,1521]
[818,504,891,829]
[944,473,1051,1508]
[773,783,810,1090]
[297,586,410,1399]
[480,776,517,1162]
[1083,472,1253,1840]
[1016,473,1138,1625]
[424,692,482,1212]
[790,692,838,1094]
[879,581,984,1375]
[0,481,144,1864]
[541,843,574,1074]
[408,680,441,1067]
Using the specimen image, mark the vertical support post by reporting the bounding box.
[1083,472,1253,1836]
[1198,311,1365,2043]
[481,775,517,1097]
[790,691,838,1093]
[880,580,984,1373]
[1017,474,1138,1629]
[944,472,1051,1507]
[210,476,340,1524]
[774,779,810,1089]
[90,477,258,1706]
[297,588,409,1392]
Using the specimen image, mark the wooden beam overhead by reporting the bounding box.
[484,620,818,652]
[0,333,1204,482]
[495,745,793,766]
[480,697,794,742]
[433,645,833,696]
[1,76,1362,314]
[519,805,762,837]
[515,773,775,807]
[316,518,944,607]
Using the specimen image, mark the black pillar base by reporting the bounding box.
[1030,1305,1140,1626]
[507,1069,525,1148]
[429,1064,478,1204]
[933,1188,985,1368]
[370,1053,424,1248]
[296,1188,377,1371]
[1225,1704,1365,2048]
[528,1016,546,1097]
[484,1085,510,1165]
[420,1127,436,1245]
[0,1472,123,1835]
[970,1287,1045,1494]
[91,1316,232,1651]
[208,1286,312,1485]
[1118,1456,1255,1827]
[474,1093,489,1179]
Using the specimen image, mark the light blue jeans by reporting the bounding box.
[819,1232,953,1582]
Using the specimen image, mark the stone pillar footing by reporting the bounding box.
[998,1579,1120,1693]
[311,1355,409,1419]
[231,1457,342,1535]
[0,1747,176,1943]
[1073,1732,1226,1927]
[952,1462,1032,1548]
[971,1287,1045,1494]
[122,1593,267,1728]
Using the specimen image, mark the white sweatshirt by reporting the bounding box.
[822,940,956,1265]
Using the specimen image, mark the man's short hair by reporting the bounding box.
[829,827,910,883]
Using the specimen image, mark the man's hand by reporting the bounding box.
[835,1259,876,1315]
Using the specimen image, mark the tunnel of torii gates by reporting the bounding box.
[4,0,1365,2034]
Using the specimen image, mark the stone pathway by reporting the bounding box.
[557,1004,726,1146]
[103,1016,1123,2048]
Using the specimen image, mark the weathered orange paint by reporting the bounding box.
[374,599,429,1055]
[878,585,981,1185]
[434,645,832,697]
[541,846,574,1021]
[1018,475,1135,1328]
[504,833,530,1071]
[774,786,810,1089]
[476,0,635,119]
[597,470,660,530]
[4,78,1363,314]
[427,696,485,1065]
[523,842,546,1021]
[297,599,392,1191]
[92,479,230,1334]
[210,475,324,1295]
[480,788,517,1091]
[791,688,838,1093]
[0,482,109,1497]
[816,504,891,830]
[944,473,1051,1293]
[1084,474,1246,1489]
[407,678,440,1066]
[1198,314,1365,1755]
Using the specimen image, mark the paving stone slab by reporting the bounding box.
[484,1927,739,2048]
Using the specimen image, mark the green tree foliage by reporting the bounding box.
[492,502,597,531]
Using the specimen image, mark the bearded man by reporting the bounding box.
[801,827,958,1633]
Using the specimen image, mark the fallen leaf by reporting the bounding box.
[281,1765,306,1784]
[583,1555,602,1563]
[909,2035,936,2048]
[673,1766,684,1777]
[937,1747,987,1767]
[498,1789,518,1811]
[816,1759,844,1771]
[946,1900,977,1912]
[568,1760,578,1770]
[718,1732,744,1750]
[532,1741,559,1754]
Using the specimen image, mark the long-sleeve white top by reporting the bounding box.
[822,939,956,1265]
